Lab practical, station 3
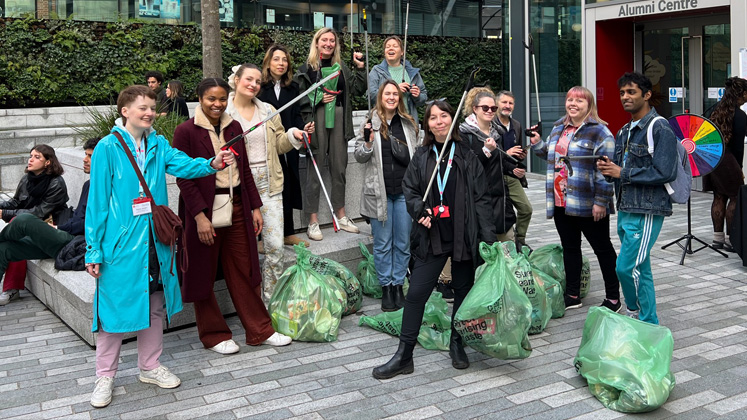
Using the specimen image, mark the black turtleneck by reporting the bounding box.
[429,141,456,253]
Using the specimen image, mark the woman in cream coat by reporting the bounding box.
[227,63,311,299]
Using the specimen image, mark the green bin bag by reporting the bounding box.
[503,242,551,335]
[357,242,383,298]
[358,292,451,350]
[268,244,346,342]
[453,242,532,359]
[532,268,565,319]
[574,306,675,413]
[308,253,363,316]
[528,244,591,298]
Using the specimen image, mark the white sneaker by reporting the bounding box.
[90,376,114,408]
[262,331,292,347]
[338,216,360,234]
[625,308,639,320]
[0,289,20,305]
[138,365,181,389]
[307,223,323,241]
[208,339,240,355]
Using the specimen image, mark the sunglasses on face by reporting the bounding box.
[475,105,498,113]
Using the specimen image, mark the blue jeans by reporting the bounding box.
[370,194,411,286]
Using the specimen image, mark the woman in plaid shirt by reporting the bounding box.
[529,86,620,312]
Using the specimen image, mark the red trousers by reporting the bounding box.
[3,261,27,291]
[193,202,276,348]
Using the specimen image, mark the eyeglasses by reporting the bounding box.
[425,98,447,105]
[475,105,499,113]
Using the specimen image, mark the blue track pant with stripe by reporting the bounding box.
[616,211,665,324]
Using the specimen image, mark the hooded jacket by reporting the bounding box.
[354,111,418,221]
[368,59,428,128]
[85,119,218,333]
[402,140,495,264]
[459,115,516,234]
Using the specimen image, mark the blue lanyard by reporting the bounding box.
[432,143,455,205]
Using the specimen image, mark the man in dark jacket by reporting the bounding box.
[0,138,99,305]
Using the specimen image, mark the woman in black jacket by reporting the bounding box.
[162,80,189,119]
[0,144,68,223]
[372,100,495,379]
[259,43,314,247]
[459,88,516,241]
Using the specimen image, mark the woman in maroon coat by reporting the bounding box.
[173,78,292,355]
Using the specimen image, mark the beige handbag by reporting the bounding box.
[212,166,234,228]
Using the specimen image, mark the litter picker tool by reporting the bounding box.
[221,70,341,153]
[401,1,410,87]
[523,35,542,138]
[361,8,372,113]
[301,132,340,232]
[421,68,481,216]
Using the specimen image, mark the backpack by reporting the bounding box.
[647,116,692,204]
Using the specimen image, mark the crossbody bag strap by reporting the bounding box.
[113,131,154,200]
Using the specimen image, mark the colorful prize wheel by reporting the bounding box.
[668,114,724,177]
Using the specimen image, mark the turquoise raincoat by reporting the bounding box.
[86,122,218,333]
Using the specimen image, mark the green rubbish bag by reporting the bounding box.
[574,306,675,413]
[503,242,551,335]
[357,242,383,298]
[308,253,363,316]
[358,292,451,350]
[453,242,532,359]
[532,267,565,319]
[269,244,346,342]
[528,244,591,298]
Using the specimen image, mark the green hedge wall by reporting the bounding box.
[0,17,502,109]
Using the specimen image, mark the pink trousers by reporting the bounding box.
[95,292,165,378]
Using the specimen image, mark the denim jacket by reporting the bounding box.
[532,116,615,219]
[611,108,678,217]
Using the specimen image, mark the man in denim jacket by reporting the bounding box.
[597,72,678,325]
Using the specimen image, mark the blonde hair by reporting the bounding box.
[463,86,495,118]
[564,86,607,125]
[374,80,416,139]
[307,28,342,71]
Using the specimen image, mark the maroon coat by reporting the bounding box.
[173,115,263,302]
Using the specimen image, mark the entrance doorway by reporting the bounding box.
[635,15,730,189]
[635,15,731,118]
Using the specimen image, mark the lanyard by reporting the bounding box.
[432,143,455,206]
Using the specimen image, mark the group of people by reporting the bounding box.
[1,24,745,408]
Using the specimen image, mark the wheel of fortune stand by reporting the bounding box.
[667,114,725,177]
[661,113,728,265]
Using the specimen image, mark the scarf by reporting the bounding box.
[25,172,53,206]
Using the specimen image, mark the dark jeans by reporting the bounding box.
[400,253,475,345]
[0,213,73,278]
[553,207,619,300]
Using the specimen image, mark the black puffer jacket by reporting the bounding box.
[0,175,69,223]
[55,235,86,271]
[402,140,496,264]
[459,122,517,234]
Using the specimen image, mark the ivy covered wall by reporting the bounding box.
[0,18,503,109]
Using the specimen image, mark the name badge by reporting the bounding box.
[132,197,152,216]
[432,205,450,219]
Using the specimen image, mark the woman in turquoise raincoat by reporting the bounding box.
[85,85,234,409]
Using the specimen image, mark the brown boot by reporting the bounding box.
[257,240,265,254]
[284,235,310,247]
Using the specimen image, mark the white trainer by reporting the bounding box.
[338,216,360,234]
[0,289,20,305]
[90,376,114,408]
[625,308,640,320]
[262,331,292,347]
[138,365,181,389]
[307,222,323,241]
[209,339,240,355]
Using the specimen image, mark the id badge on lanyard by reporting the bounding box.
[431,144,455,219]
[132,195,152,216]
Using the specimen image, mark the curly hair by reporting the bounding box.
[710,77,747,145]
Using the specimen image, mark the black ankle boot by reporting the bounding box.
[381,285,397,312]
[372,341,414,379]
[393,284,405,310]
[449,334,469,369]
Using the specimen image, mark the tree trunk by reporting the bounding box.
[201,0,222,79]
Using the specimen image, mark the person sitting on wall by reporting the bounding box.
[145,70,167,110]
[0,144,68,305]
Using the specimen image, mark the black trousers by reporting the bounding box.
[553,207,619,300]
[400,252,475,345]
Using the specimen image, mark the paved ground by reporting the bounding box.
[1,178,747,420]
